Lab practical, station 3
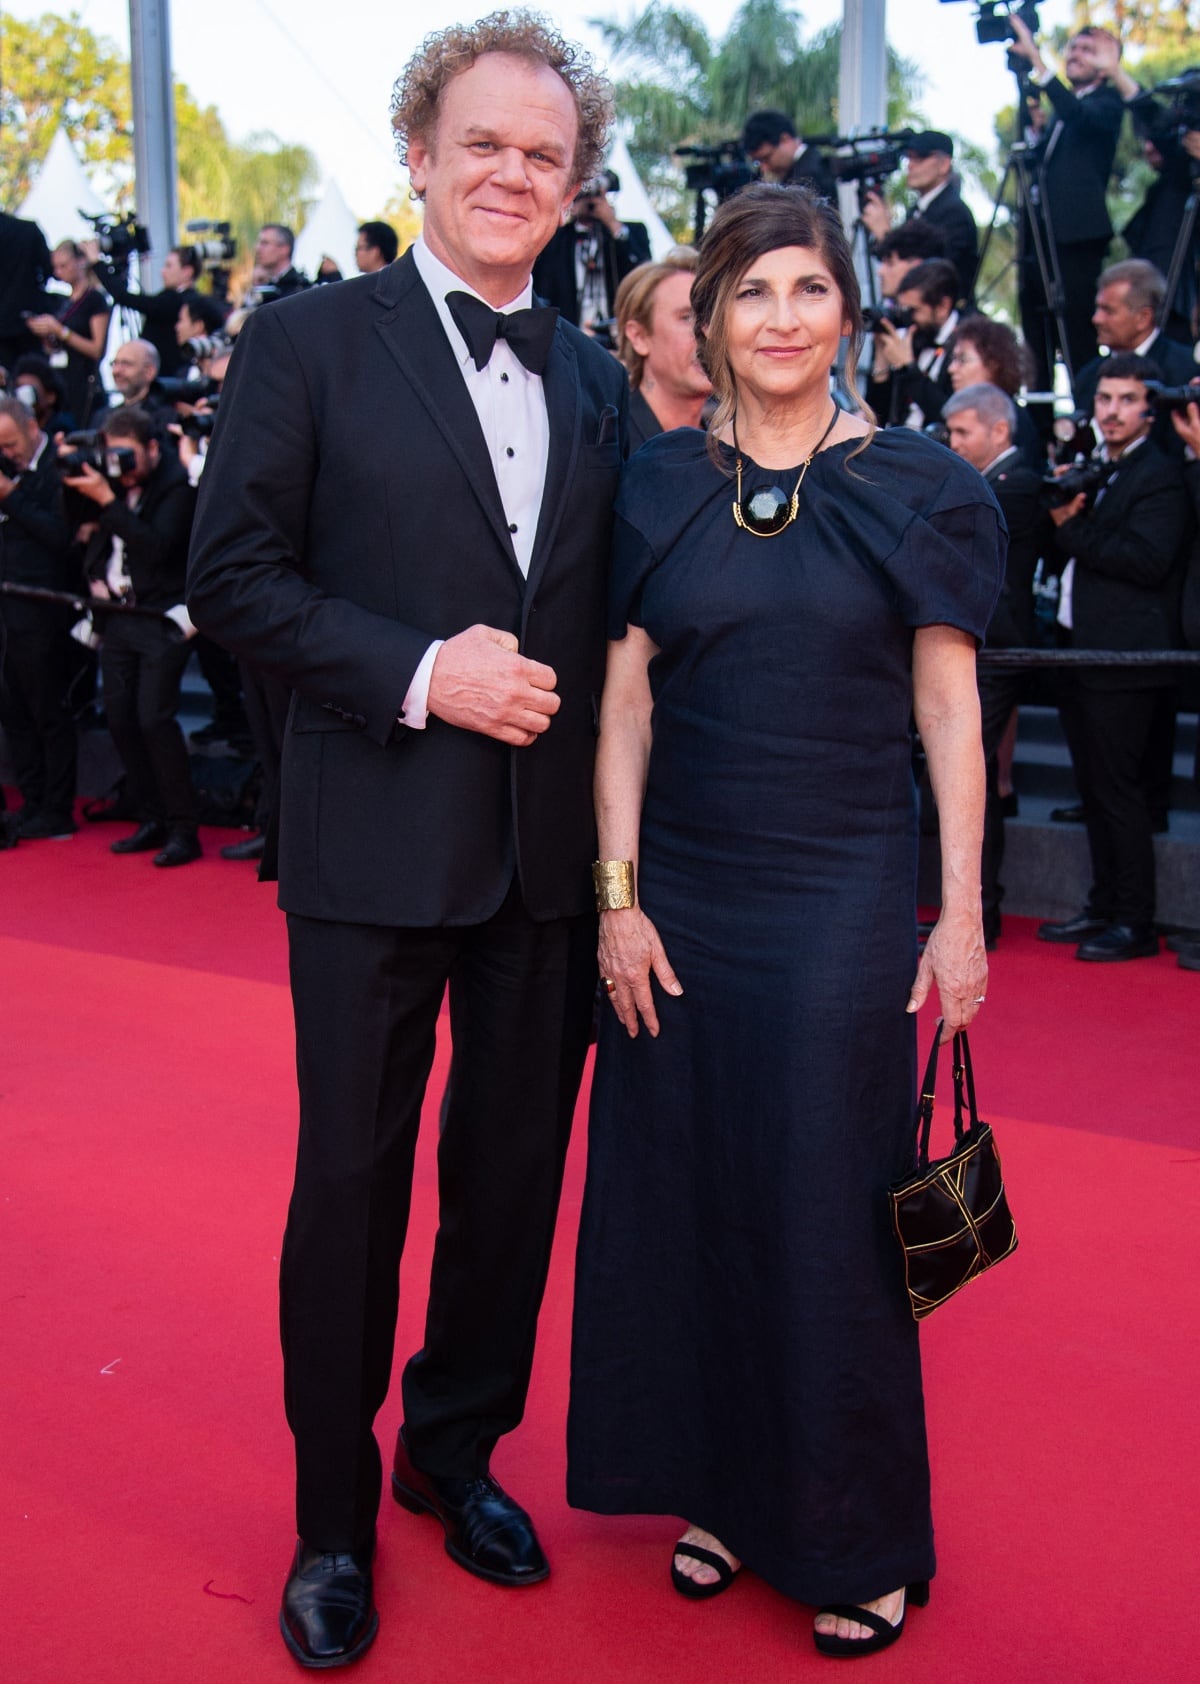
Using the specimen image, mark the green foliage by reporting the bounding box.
[593,1,924,239]
[1,9,320,290]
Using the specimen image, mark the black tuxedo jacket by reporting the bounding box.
[187,251,628,927]
[910,178,978,299]
[1072,336,1199,457]
[1036,80,1123,247]
[1054,438,1192,686]
[984,453,1050,648]
[83,453,195,610]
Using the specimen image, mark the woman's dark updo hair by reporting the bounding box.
[691,182,871,465]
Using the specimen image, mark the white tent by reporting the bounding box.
[19,128,106,247]
[294,179,362,282]
[607,133,676,259]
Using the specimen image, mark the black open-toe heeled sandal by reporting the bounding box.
[812,1581,929,1658]
[670,1540,741,1600]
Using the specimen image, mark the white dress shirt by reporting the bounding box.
[401,237,552,728]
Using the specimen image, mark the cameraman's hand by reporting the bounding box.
[1008,15,1046,77]
[427,624,560,747]
[1170,390,1200,455]
[581,191,622,235]
[875,319,914,370]
[1049,492,1087,526]
[62,461,115,507]
[167,421,200,468]
[81,238,101,265]
[861,191,893,242]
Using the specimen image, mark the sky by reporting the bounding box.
[8,0,1086,221]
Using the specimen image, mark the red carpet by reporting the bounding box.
[3,819,1199,1682]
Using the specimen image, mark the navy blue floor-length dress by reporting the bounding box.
[567,426,1004,1607]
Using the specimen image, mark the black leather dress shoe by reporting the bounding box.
[390,1429,549,1586]
[111,819,167,854]
[1050,804,1086,824]
[220,831,266,861]
[280,1541,378,1670]
[153,826,202,868]
[1076,923,1159,962]
[1037,911,1108,944]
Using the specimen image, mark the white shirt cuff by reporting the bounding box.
[400,639,443,730]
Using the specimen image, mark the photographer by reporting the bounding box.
[1007,19,1125,385]
[741,109,836,199]
[531,171,651,333]
[614,249,711,450]
[1039,353,1193,960]
[1073,260,1197,454]
[174,294,230,363]
[0,396,78,839]
[873,220,948,301]
[92,340,178,437]
[945,382,1052,945]
[251,225,310,299]
[354,222,399,274]
[64,406,201,866]
[870,257,961,428]
[87,242,202,377]
[861,131,978,301]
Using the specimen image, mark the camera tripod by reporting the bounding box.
[1158,161,1200,339]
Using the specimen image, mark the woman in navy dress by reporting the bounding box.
[568,185,1004,1658]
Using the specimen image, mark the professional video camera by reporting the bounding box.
[1150,67,1200,131]
[1040,457,1114,509]
[675,141,759,203]
[830,138,903,191]
[179,399,221,439]
[83,209,151,266]
[59,431,136,478]
[1143,378,1200,412]
[862,301,915,333]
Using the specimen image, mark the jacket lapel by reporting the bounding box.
[525,325,581,600]
[370,252,523,587]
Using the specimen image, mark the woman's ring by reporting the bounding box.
[603,978,616,994]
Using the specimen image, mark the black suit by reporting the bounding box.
[90,261,198,375]
[84,454,198,825]
[0,212,52,372]
[1021,79,1124,385]
[978,450,1053,931]
[0,443,78,821]
[187,251,627,1551]
[909,178,978,299]
[1053,438,1192,925]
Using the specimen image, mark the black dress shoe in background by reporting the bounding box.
[153,826,202,868]
[280,1540,378,1670]
[391,1428,549,1586]
[1075,923,1159,963]
[220,830,266,861]
[1037,910,1107,944]
[110,820,167,855]
[17,808,76,840]
[1050,803,1086,824]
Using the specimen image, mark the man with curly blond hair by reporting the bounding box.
[188,11,626,1668]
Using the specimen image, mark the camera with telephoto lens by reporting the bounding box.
[59,431,136,477]
[574,169,620,213]
[179,399,221,439]
[1143,379,1200,412]
[674,141,759,202]
[84,209,151,265]
[862,301,915,333]
[155,376,222,405]
[183,219,238,302]
[1152,68,1200,131]
[1040,457,1114,509]
[181,334,229,365]
[830,141,902,189]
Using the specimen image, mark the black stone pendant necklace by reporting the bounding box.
[731,404,840,537]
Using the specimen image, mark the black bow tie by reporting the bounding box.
[446,291,559,376]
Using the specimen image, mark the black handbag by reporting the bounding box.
[889,1023,1018,1321]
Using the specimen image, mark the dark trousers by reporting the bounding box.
[100,615,197,825]
[978,669,1023,929]
[1020,236,1109,390]
[282,885,597,1553]
[1074,683,1170,926]
[238,657,289,831]
[0,606,78,818]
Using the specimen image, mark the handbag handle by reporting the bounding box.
[914,1021,980,1170]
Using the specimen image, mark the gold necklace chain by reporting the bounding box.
[731,404,841,538]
